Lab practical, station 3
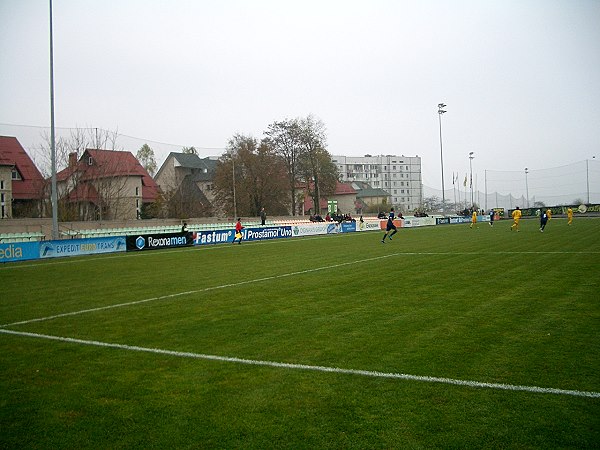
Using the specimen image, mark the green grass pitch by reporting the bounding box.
[1,217,599,448]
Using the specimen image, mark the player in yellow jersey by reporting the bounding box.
[510,206,522,231]
[470,210,477,228]
[567,207,573,225]
[546,209,552,221]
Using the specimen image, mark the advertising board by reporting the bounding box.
[40,237,127,259]
[0,241,40,263]
[126,232,194,251]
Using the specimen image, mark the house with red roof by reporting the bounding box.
[56,148,159,220]
[303,181,358,215]
[0,136,46,218]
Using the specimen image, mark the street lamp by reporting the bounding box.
[468,152,474,209]
[525,167,529,208]
[438,103,447,213]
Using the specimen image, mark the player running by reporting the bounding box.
[510,206,522,232]
[567,207,573,225]
[470,210,477,229]
[381,208,398,243]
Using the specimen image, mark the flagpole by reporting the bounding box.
[452,172,457,213]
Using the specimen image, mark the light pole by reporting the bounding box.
[525,167,529,208]
[49,0,58,239]
[586,157,595,204]
[438,103,447,213]
[468,152,474,210]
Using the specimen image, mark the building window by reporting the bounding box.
[135,187,140,196]
[0,180,4,189]
[11,170,21,180]
[1,193,4,202]
[88,157,93,165]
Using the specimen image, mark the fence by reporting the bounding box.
[425,159,599,211]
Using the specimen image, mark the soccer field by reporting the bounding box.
[1,217,599,448]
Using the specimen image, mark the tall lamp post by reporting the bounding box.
[468,152,474,210]
[438,103,447,213]
[49,0,58,239]
[525,167,529,208]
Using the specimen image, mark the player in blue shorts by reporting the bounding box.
[381,208,398,243]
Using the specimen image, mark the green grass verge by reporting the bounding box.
[1,217,599,448]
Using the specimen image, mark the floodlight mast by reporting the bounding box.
[49,0,58,240]
[438,103,447,214]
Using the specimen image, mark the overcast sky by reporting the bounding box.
[1,0,599,191]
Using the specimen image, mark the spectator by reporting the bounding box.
[260,207,267,226]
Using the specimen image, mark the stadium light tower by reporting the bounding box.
[468,152,474,209]
[49,0,58,239]
[438,103,447,213]
[525,167,529,208]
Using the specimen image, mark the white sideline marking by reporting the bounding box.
[1,252,403,327]
[2,249,599,328]
[1,328,598,399]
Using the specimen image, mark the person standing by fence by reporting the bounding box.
[260,207,266,226]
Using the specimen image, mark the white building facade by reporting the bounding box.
[332,154,422,212]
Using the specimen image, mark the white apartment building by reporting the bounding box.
[332,154,422,212]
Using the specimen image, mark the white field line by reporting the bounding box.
[2,249,599,328]
[1,252,402,327]
[1,328,598,399]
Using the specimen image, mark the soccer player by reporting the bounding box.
[567,207,573,225]
[232,218,244,244]
[470,210,477,228]
[381,208,398,243]
[510,206,522,232]
[489,209,495,226]
[539,209,549,232]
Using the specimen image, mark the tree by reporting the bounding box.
[136,144,157,177]
[264,118,302,215]
[182,146,198,155]
[297,115,339,215]
[213,134,289,217]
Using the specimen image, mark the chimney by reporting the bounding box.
[69,152,78,167]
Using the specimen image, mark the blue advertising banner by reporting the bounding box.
[126,232,193,251]
[194,226,292,245]
[340,222,357,233]
[194,229,234,245]
[0,241,40,263]
[40,237,127,259]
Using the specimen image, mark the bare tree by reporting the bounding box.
[297,115,338,215]
[264,118,302,215]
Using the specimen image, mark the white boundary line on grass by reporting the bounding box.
[1,252,402,327]
[2,249,599,328]
[1,328,598,399]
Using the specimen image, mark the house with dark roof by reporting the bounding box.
[0,136,46,218]
[154,152,217,217]
[56,149,159,220]
[352,181,392,210]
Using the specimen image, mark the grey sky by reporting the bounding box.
[1,0,599,191]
